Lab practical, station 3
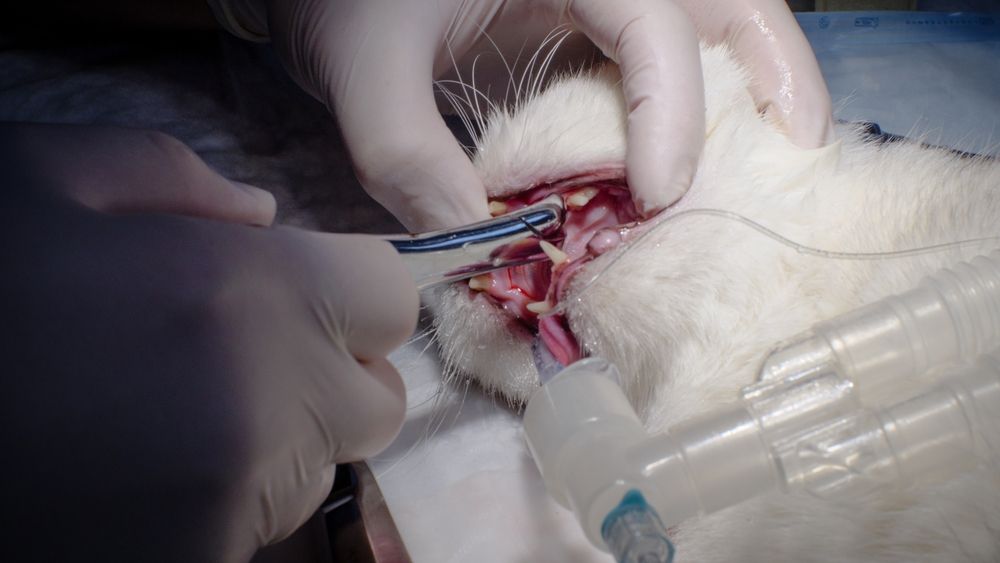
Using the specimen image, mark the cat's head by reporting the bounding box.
[430,45,835,413]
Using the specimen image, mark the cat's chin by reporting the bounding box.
[471,170,644,366]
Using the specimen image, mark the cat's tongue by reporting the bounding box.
[471,180,638,365]
[538,315,580,366]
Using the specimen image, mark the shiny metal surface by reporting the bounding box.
[327,462,411,563]
[386,196,564,290]
[249,462,409,563]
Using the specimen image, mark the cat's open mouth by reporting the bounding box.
[467,173,641,365]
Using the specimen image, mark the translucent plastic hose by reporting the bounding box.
[524,250,1000,558]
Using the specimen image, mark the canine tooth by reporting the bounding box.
[539,240,568,265]
[488,201,508,216]
[468,275,491,291]
[566,187,599,208]
[526,301,552,314]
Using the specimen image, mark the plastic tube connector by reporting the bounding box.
[523,358,649,548]
[526,350,1000,554]
[759,250,1000,393]
[525,251,1000,555]
[775,349,1000,497]
[601,490,674,563]
[523,358,781,549]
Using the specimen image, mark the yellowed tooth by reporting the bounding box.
[539,240,568,265]
[565,187,599,208]
[526,300,552,314]
[488,201,508,216]
[468,275,491,291]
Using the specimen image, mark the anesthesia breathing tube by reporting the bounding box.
[524,250,1000,563]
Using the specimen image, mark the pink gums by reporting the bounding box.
[474,177,640,365]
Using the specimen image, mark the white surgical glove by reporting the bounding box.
[673,0,834,149]
[2,123,418,562]
[207,0,701,228]
[209,0,830,230]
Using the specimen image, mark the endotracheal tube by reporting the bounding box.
[523,250,1000,562]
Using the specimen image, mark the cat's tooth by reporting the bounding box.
[468,275,491,291]
[539,240,568,265]
[526,300,552,314]
[566,187,599,209]
[488,201,508,216]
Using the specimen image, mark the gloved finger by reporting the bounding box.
[328,358,408,463]
[248,227,413,458]
[278,230,420,362]
[564,0,704,216]
[256,463,336,546]
[10,123,276,226]
[683,0,833,148]
[283,352,406,466]
[252,359,401,546]
[318,15,491,232]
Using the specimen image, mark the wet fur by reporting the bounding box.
[430,45,1000,561]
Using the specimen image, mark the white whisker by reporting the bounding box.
[469,22,522,108]
[434,82,480,153]
[529,27,574,101]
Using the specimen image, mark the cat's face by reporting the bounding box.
[429,46,841,420]
[429,43,1000,562]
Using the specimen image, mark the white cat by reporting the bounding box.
[429,45,1000,562]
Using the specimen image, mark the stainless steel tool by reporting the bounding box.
[385,196,564,290]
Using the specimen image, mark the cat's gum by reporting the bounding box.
[473,178,640,365]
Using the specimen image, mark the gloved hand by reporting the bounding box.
[1,124,418,562]
[673,0,834,149]
[210,0,831,231]
[208,0,702,229]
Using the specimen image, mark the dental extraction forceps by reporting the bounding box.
[385,196,565,290]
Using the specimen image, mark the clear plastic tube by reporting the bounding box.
[559,210,1000,316]
[776,351,1000,498]
[524,250,1000,555]
[524,351,1000,549]
[759,250,1000,391]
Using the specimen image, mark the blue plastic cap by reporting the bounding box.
[601,489,675,563]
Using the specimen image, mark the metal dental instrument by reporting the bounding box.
[385,196,565,290]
